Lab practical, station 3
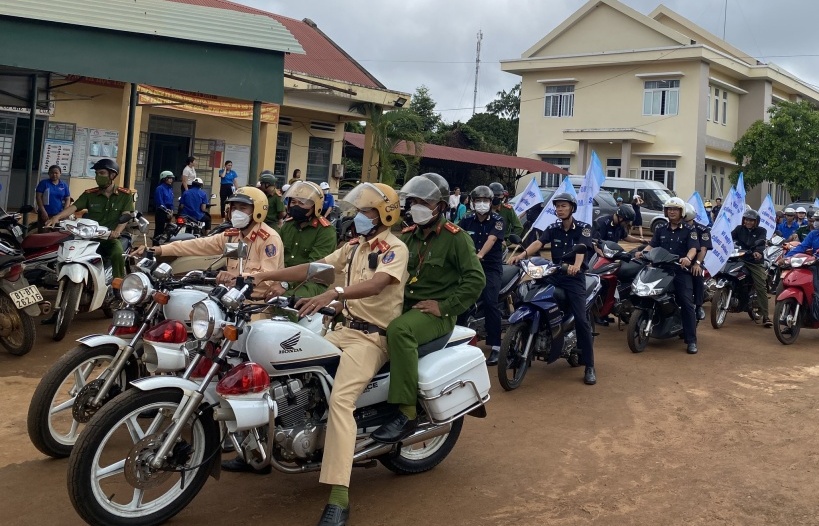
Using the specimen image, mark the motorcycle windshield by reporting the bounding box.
[633,266,674,291]
[644,247,679,265]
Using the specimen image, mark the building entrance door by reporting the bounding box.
[145,133,189,212]
[8,116,45,210]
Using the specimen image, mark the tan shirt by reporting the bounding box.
[160,222,284,289]
[324,229,408,330]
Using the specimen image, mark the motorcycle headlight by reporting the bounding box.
[633,279,662,297]
[602,246,617,259]
[525,263,557,279]
[120,272,153,305]
[191,300,224,341]
[152,263,173,281]
[67,223,98,238]
[790,256,806,268]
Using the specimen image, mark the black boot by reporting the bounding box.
[317,504,349,526]
[486,348,500,366]
[584,366,596,385]
[221,455,271,475]
[371,412,417,443]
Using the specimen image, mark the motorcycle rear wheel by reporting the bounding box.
[627,308,650,353]
[67,388,219,526]
[710,289,728,329]
[379,417,463,475]
[54,280,82,342]
[773,299,801,345]
[498,322,533,391]
[0,291,35,355]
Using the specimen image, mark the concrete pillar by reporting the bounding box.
[620,140,632,178]
[362,124,379,183]
[576,140,588,175]
[117,84,142,191]
[258,120,280,176]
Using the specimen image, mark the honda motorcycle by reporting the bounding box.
[765,235,786,293]
[773,253,819,345]
[498,249,601,391]
[67,264,490,526]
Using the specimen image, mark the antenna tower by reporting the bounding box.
[472,30,483,116]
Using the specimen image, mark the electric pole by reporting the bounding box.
[472,30,483,116]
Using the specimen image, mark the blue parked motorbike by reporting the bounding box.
[498,248,600,391]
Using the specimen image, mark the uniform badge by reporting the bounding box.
[382,250,395,264]
[265,244,277,257]
[690,231,697,240]
[702,233,710,241]
[582,227,591,237]
[495,221,503,230]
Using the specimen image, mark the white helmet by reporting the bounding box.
[683,203,697,222]
[796,206,807,214]
[663,197,685,210]
[192,178,204,186]
[784,207,796,215]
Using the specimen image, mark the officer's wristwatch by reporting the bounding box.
[279,281,289,291]
[334,286,344,301]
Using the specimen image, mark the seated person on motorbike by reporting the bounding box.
[254,183,408,526]
[731,209,771,327]
[684,203,712,322]
[152,171,175,244]
[509,192,597,385]
[373,173,485,445]
[635,197,700,354]
[794,210,819,242]
[784,214,819,307]
[259,171,286,230]
[797,206,809,227]
[593,204,647,247]
[489,182,523,239]
[776,208,800,242]
[458,185,506,365]
[46,158,133,280]
[179,177,210,234]
[134,186,283,291]
[264,181,338,300]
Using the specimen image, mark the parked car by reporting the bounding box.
[785,201,818,214]
[510,187,618,223]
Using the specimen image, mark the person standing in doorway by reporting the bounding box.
[631,193,644,237]
[288,168,302,185]
[219,160,238,218]
[35,165,71,229]
[181,156,196,192]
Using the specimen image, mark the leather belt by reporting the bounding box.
[345,318,387,336]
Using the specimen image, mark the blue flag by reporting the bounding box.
[574,151,604,225]
[533,177,577,231]
[512,177,544,217]
[686,191,710,226]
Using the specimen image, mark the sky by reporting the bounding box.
[241,0,819,123]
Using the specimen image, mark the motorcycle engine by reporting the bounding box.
[271,375,324,460]
[562,330,577,353]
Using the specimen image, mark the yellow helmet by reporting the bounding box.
[226,186,268,224]
[343,182,401,227]
[284,181,323,216]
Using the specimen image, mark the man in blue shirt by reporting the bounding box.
[35,165,71,227]
[179,178,210,232]
[320,182,334,218]
[777,207,800,241]
[153,171,176,244]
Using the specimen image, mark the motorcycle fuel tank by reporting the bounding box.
[243,320,341,374]
[163,289,209,323]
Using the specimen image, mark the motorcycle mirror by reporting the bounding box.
[508,234,522,245]
[306,262,336,286]
[18,204,34,214]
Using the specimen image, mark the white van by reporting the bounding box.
[566,176,676,233]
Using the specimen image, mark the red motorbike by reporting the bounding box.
[589,240,646,325]
[773,253,819,344]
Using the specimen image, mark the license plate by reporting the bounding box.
[113,309,137,327]
[10,285,42,309]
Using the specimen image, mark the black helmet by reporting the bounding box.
[92,158,119,176]
[488,182,505,198]
[259,171,277,186]
[470,185,493,201]
[616,204,635,222]
[553,192,577,213]
[742,209,760,225]
[399,173,450,205]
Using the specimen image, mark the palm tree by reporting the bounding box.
[351,103,425,186]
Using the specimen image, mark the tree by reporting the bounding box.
[466,112,518,154]
[732,100,819,197]
[407,85,442,138]
[485,83,521,120]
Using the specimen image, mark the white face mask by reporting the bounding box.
[474,202,491,215]
[230,210,251,229]
[410,204,436,226]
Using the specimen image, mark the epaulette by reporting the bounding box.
[401,225,417,234]
[503,203,513,209]
[318,217,331,227]
[84,188,101,194]
[444,222,461,234]
[375,240,391,253]
[256,228,270,240]
[348,238,360,245]
[223,228,241,237]
[117,187,132,194]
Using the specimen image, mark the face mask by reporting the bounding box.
[230,210,251,229]
[96,175,111,189]
[289,205,310,222]
[491,197,502,207]
[474,202,491,215]
[354,212,377,236]
[410,204,436,226]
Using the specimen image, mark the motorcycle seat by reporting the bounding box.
[21,231,70,251]
[500,265,519,287]
[418,331,454,358]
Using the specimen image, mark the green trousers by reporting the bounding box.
[97,239,126,279]
[746,262,769,317]
[385,307,455,406]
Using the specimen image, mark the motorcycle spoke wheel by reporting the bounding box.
[54,280,82,342]
[773,299,801,345]
[710,289,728,329]
[497,322,532,391]
[627,308,650,353]
[0,292,35,355]
[67,388,218,526]
[379,418,464,475]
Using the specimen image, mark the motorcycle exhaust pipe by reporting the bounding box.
[38,301,52,316]
[352,422,453,462]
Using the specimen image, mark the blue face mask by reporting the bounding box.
[354,212,377,236]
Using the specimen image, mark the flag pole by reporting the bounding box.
[508,224,536,258]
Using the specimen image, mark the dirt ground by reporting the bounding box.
[2,297,819,525]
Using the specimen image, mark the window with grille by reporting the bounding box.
[46,122,75,141]
[540,156,570,187]
[274,132,291,177]
[640,159,676,190]
[136,132,148,183]
[192,139,218,187]
[607,158,621,178]
[544,85,574,118]
[306,137,332,182]
[0,117,14,174]
[642,80,679,116]
[722,91,728,125]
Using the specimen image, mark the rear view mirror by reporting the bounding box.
[508,234,522,245]
[306,262,336,286]
[18,204,34,214]
[223,241,249,260]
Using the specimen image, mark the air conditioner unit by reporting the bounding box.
[332,163,344,179]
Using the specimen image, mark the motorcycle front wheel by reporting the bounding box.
[379,417,463,475]
[710,288,728,329]
[54,280,82,342]
[773,299,801,345]
[498,322,533,391]
[0,291,35,355]
[627,308,650,353]
[67,388,219,526]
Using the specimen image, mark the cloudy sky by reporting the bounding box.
[242,0,819,123]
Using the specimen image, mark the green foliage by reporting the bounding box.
[344,121,365,133]
[407,85,442,138]
[486,83,520,120]
[732,100,819,197]
[466,112,518,154]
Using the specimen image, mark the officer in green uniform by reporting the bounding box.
[489,182,523,238]
[259,170,285,230]
[46,158,133,279]
[371,173,485,444]
[264,180,337,299]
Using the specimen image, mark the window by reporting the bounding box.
[540,156,570,187]
[544,85,574,118]
[306,137,332,183]
[136,132,147,183]
[274,132,291,178]
[713,88,720,123]
[606,158,621,178]
[643,80,679,116]
[192,139,217,187]
[46,122,75,141]
[640,159,676,190]
[0,117,14,175]
[722,91,728,125]
[706,90,711,120]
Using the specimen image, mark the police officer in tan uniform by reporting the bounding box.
[133,186,283,291]
[255,183,407,526]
